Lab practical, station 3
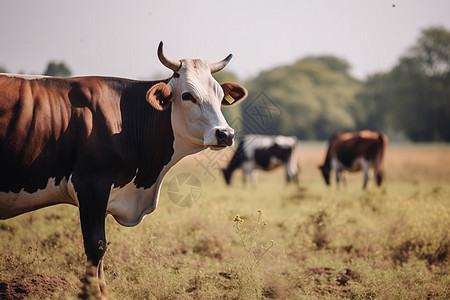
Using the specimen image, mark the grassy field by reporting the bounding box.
[1,143,449,299]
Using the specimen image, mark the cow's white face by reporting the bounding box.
[146,42,247,152]
[169,59,232,150]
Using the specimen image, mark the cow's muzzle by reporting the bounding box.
[215,129,234,147]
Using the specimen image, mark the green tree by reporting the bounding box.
[43,61,72,77]
[356,73,391,132]
[411,27,450,77]
[243,56,362,139]
[359,26,450,141]
[0,66,8,73]
[406,27,450,140]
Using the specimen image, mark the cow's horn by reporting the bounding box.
[157,41,182,72]
[209,54,233,73]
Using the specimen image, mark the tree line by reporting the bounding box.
[219,26,450,142]
[359,27,450,141]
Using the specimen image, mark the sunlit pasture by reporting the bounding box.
[1,143,449,299]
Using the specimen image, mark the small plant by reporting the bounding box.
[232,210,276,298]
[233,210,276,269]
[307,210,330,250]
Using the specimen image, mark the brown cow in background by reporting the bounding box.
[319,130,388,189]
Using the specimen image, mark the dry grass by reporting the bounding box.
[1,143,449,299]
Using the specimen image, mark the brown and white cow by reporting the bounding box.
[222,134,301,186]
[0,42,247,298]
[319,130,388,189]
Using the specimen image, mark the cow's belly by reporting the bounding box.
[335,157,364,172]
[254,157,283,171]
[266,157,284,170]
[346,160,362,172]
[0,177,78,219]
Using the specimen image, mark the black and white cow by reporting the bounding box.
[0,42,247,298]
[222,134,301,186]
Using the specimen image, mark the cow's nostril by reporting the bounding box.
[216,130,226,140]
[216,129,234,146]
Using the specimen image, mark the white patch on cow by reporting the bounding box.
[106,146,200,227]
[242,135,273,158]
[0,176,78,219]
[274,135,297,146]
[243,135,299,161]
[107,177,159,226]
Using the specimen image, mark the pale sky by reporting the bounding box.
[1,0,449,80]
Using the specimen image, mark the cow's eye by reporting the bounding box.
[182,92,196,103]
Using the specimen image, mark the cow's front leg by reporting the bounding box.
[82,261,108,300]
[77,181,110,299]
[98,259,107,293]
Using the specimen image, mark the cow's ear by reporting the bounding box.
[220,82,248,106]
[146,82,172,111]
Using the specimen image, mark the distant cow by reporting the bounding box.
[319,130,388,189]
[0,42,247,298]
[222,134,301,186]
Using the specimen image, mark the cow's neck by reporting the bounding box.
[223,159,240,176]
[323,146,334,169]
[224,141,245,175]
[134,109,174,188]
[107,89,206,227]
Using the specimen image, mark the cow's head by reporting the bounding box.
[319,165,331,185]
[146,42,247,151]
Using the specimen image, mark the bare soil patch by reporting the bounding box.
[0,274,73,300]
